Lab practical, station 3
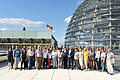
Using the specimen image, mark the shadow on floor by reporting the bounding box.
[0,61,7,68]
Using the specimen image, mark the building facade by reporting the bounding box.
[0,30,57,50]
[65,0,120,54]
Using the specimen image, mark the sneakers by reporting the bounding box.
[14,68,17,70]
[107,72,114,75]
[8,67,11,70]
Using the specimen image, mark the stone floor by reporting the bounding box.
[0,62,120,80]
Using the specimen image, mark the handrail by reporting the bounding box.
[0,51,7,56]
[0,53,6,56]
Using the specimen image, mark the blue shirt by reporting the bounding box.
[14,49,21,58]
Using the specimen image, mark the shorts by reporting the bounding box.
[58,57,62,62]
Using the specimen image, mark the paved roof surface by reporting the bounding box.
[0,62,120,80]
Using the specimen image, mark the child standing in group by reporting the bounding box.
[7,47,13,70]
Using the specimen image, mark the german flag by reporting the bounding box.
[46,25,53,30]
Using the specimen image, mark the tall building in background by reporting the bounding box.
[65,0,120,54]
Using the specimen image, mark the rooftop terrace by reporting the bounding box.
[0,62,120,80]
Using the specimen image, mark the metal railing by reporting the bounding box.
[0,51,7,62]
[114,55,120,71]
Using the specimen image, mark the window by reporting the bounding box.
[111,15,120,19]
[111,10,120,14]
[112,28,120,32]
[111,22,119,25]
[111,5,120,9]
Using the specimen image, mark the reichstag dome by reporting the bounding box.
[65,0,120,54]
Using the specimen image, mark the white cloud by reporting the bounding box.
[0,18,45,27]
[76,0,84,5]
[0,27,7,31]
[64,16,72,23]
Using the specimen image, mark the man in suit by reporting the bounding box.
[67,46,74,70]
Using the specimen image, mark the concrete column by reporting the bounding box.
[110,28,112,49]
[92,28,94,46]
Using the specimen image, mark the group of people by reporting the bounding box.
[7,45,115,75]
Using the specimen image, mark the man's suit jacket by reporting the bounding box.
[67,49,74,60]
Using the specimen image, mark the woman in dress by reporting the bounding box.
[78,48,84,70]
[83,48,89,71]
[7,47,13,70]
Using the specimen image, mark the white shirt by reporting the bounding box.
[35,49,43,57]
[78,52,83,59]
[69,50,71,56]
[52,51,57,58]
[58,51,63,58]
[57,50,59,53]
[95,51,100,58]
[74,52,79,60]
[101,52,106,58]
[43,51,48,58]
[27,50,34,56]
[61,48,64,52]
[48,53,52,59]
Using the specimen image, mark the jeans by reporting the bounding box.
[101,60,105,71]
[74,59,78,69]
[28,56,33,69]
[14,57,20,69]
[68,58,73,69]
[52,57,57,68]
[43,58,48,69]
[95,58,100,70]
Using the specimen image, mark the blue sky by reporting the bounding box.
[0,0,84,46]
